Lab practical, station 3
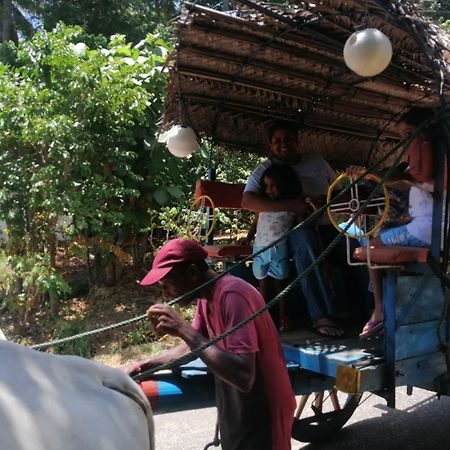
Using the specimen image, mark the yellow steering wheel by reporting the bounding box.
[327,173,390,239]
[187,195,216,241]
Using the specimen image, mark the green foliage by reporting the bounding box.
[146,146,263,246]
[0,25,170,240]
[0,250,16,300]
[419,1,450,22]
[9,1,225,43]
[0,249,70,312]
[0,25,178,311]
[53,318,93,357]
[12,253,71,297]
[122,321,154,347]
[0,12,263,334]
[31,1,160,42]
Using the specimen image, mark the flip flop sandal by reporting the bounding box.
[359,319,384,339]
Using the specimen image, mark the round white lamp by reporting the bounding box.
[343,28,392,77]
[166,125,198,157]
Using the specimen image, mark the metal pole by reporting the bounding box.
[206,167,216,244]
[430,124,447,263]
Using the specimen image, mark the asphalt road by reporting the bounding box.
[153,387,450,450]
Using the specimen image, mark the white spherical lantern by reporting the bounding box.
[343,28,392,77]
[166,125,198,157]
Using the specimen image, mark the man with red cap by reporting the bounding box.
[125,237,295,450]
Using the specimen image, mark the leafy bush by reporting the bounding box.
[0,25,181,310]
[0,250,70,324]
[53,318,93,358]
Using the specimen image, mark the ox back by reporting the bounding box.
[0,341,154,450]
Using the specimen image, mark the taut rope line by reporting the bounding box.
[30,109,446,351]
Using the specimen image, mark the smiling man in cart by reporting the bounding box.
[242,121,366,337]
[124,237,295,450]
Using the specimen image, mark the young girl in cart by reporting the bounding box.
[242,163,304,331]
[347,107,444,338]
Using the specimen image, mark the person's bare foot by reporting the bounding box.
[359,317,384,339]
[312,318,344,338]
[279,317,294,332]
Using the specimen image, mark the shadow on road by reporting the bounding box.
[297,392,450,450]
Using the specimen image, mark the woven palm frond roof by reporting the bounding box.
[163,0,450,167]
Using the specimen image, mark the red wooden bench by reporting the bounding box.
[353,246,429,265]
[194,179,252,259]
[195,180,432,266]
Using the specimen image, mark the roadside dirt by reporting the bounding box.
[0,267,181,367]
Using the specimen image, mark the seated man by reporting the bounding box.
[242,120,367,336]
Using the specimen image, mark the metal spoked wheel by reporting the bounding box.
[291,389,361,443]
[327,173,389,239]
[187,194,216,241]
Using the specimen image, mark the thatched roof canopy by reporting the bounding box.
[162,0,450,167]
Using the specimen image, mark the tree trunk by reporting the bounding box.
[48,231,60,317]
[2,0,13,42]
[49,288,59,317]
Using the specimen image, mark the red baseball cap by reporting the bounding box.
[140,238,208,286]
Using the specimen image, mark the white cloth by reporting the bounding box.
[254,211,295,247]
[0,341,154,450]
[244,154,336,225]
[406,183,446,245]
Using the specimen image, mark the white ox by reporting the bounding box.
[0,339,154,450]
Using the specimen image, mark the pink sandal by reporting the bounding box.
[359,319,384,339]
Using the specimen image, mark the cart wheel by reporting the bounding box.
[291,389,361,443]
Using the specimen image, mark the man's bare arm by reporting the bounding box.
[149,304,256,392]
[122,342,191,376]
[181,325,256,392]
[242,191,308,214]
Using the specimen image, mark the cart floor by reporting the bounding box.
[281,330,384,378]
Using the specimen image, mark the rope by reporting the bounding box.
[31,117,437,351]
[133,145,412,379]
[131,108,448,376]
[31,314,148,350]
[28,0,450,352]
[203,417,220,450]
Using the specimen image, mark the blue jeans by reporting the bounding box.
[288,227,336,321]
[318,225,370,323]
[380,224,429,247]
[288,225,369,323]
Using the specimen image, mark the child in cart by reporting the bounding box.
[346,107,444,338]
[241,163,305,331]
